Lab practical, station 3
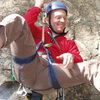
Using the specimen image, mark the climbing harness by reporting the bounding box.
[13,40,63,98]
[13,53,37,65]
[13,3,66,100]
[36,41,61,89]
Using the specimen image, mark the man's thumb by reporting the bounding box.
[56,55,63,60]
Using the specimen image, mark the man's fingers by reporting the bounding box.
[63,56,68,65]
[63,57,70,68]
[56,55,63,60]
[64,57,74,69]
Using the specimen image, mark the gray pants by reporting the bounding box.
[0,14,100,94]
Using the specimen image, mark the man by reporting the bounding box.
[0,2,100,100]
[24,0,83,99]
[24,1,83,99]
[24,0,83,69]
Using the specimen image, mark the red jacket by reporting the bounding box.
[24,7,83,63]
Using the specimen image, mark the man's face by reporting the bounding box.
[49,9,67,34]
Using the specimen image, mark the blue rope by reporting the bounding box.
[13,53,37,65]
[38,41,61,89]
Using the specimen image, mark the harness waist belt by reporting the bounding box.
[13,53,37,65]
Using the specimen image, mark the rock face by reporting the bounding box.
[0,0,100,100]
[66,0,100,61]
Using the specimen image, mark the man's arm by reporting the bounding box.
[23,7,41,25]
[24,0,45,24]
[57,40,83,69]
[23,0,46,37]
[67,40,83,63]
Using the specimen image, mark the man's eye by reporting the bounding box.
[56,17,61,20]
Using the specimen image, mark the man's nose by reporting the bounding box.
[60,18,65,22]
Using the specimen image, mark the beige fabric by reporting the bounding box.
[0,25,5,48]
[0,14,100,94]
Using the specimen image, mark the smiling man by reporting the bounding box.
[23,0,83,99]
[24,0,83,68]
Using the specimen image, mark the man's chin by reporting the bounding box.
[57,31,63,34]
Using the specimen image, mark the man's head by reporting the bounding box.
[45,1,68,34]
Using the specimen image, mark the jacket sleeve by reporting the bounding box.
[65,40,83,63]
[23,7,42,37]
[24,7,41,25]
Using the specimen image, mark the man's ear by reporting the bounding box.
[45,17,49,24]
